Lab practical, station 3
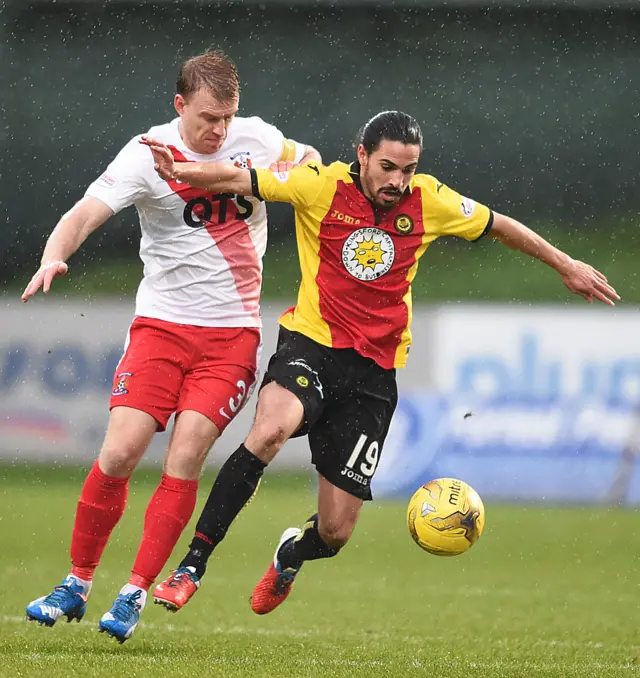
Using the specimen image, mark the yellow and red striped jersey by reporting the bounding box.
[251,161,493,369]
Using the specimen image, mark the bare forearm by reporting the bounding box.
[42,217,88,263]
[41,197,112,263]
[489,212,573,275]
[22,196,111,301]
[300,145,322,166]
[173,162,250,195]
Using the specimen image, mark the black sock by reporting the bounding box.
[277,514,340,571]
[181,444,266,577]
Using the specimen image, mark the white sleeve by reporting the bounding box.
[257,119,307,166]
[84,136,152,213]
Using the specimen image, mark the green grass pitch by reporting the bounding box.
[1,464,639,677]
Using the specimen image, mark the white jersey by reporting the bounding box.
[85,116,305,327]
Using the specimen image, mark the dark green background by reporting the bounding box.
[2,3,638,298]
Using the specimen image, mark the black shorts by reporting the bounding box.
[261,327,398,501]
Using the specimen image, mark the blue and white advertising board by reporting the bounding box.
[374,393,640,504]
[375,305,640,505]
[3,299,640,504]
[0,298,310,468]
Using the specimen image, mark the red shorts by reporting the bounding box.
[110,316,261,432]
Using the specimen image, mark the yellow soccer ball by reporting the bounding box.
[407,478,485,556]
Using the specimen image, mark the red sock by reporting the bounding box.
[129,474,198,590]
[70,461,129,581]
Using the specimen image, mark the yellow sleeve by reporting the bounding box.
[250,163,326,209]
[279,138,303,163]
[423,177,493,241]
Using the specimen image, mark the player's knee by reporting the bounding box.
[164,446,207,480]
[99,443,142,477]
[318,521,353,550]
[101,408,157,476]
[247,421,291,460]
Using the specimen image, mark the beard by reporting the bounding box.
[361,172,402,210]
[374,186,402,210]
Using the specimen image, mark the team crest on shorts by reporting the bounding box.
[394,214,414,235]
[112,372,133,396]
[342,228,395,281]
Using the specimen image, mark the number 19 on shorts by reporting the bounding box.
[341,434,380,484]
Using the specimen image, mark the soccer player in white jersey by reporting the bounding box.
[23,49,320,643]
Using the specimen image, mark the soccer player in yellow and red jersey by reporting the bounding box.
[141,111,618,615]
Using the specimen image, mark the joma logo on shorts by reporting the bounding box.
[340,468,367,485]
[331,210,361,226]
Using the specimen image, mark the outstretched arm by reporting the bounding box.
[140,136,253,195]
[489,212,619,305]
[22,196,114,302]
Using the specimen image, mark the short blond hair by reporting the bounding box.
[176,49,240,102]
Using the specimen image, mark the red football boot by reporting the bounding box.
[251,528,302,615]
[153,566,200,612]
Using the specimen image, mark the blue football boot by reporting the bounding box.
[26,575,89,626]
[98,589,144,643]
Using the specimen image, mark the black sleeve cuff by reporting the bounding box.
[249,168,263,201]
[473,210,494,242]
